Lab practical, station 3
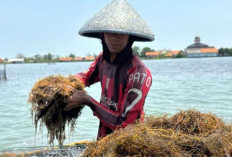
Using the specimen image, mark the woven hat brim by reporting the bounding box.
[79,29,155,42]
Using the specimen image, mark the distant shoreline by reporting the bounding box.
[2,56,232,65]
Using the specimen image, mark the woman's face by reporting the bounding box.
[104,33,129,54]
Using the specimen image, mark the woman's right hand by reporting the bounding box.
[64,87,92,111]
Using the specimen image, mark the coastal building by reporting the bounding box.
[8,58,24,63]
[59,56,95,62]
[73,57,83,61]
[59,57,73,62]
[186,36,218,57]
[145,51,161,57]
[164,52,173,57]
[145,50,181,58]
[58,56,95,62]
[171,50,182,56]
[0,58,3,63]
[84,56,95,61]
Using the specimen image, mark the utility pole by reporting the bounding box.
[0,63,7,80]
[4,63,7,80]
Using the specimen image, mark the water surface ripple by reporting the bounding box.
[0,57,231,148]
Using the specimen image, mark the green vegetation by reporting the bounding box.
[219,48,232,56]
[132,46,140,56]
[24,53,59,63]
[132,46,185,59]
[132,46,154,58]
[175,51,185,58]
[3,47,232,64]
[69,53,76,58]
[141,47,153,57]
[19,52,98,63]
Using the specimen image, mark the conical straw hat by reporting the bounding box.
[79,0,154,42]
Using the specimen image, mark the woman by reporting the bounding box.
[65,0,154,139]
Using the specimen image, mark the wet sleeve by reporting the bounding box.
[75,55,101,87]
[89,65,152,130]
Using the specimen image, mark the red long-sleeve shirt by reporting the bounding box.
[76,52,152,139]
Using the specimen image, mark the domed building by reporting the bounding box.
[186,36,218,57]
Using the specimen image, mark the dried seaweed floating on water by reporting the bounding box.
[28,75,85,146]
[84,110,232,157]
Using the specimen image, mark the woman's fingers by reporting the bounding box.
[64,86,86,111]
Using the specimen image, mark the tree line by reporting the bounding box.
[133,46,232,58]
[132,46,154,57]
[3,53,97,63]
[218,48,232,56]
[2,48,185,63]
[2,47,232,63]
[132,46,185,58]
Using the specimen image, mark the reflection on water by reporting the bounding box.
[0,57,232,149]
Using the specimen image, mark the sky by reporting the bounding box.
[0,0,232,59]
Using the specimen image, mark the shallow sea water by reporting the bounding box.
[0,57,231,152]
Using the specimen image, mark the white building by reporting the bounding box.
[186,36,218,57]
[8,58,25,63]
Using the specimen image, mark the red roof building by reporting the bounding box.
[146,50,182,58]
[186,36,218,57]
[85,56,95,60]
[200,48,218,53]
[59,57,73,62]
[171,50,181,55]
[145,51,161,57]
[164,52,173,57]
[73,57,83,61]
[0,58,3,63]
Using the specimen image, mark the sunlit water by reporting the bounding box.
[0,57,232,152]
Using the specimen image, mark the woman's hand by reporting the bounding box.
[64,86,92,111]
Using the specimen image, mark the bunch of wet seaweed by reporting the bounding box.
[84,110,232,157]
[28,75,85,146]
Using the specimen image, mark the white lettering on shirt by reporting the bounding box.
[100,94,118,111]
[133,73,140,83]
[128,72,151,87]
[122,88,142,117]
[146,76,151,87]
